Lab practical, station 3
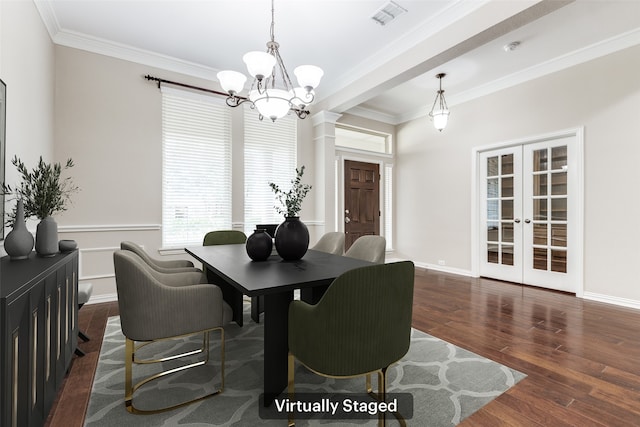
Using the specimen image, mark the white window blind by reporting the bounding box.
[244,108,297,234]
[161,86,232,248]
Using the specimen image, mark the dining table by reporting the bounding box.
[184,243,374,405]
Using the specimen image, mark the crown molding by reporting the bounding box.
[33,0,60,40]
[34,0,217,80]
[391,26,640,125]
[53,30,217,80]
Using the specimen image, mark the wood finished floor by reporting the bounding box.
[45,269,640,426]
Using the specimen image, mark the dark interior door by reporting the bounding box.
[344,160,380,250]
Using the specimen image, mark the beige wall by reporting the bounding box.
[54,46,318,301]
[0,0,55,236]
[395,44,640,305]
[3,2,639,307]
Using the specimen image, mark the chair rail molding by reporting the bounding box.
[58,224,161,233]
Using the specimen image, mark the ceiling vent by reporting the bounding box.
[371,1,407,26]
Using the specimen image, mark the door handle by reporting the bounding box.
[524,219,531,224]
[514,218,521,223]
[344,217,351,224]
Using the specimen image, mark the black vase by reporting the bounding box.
[246,229,273,261]
[274,217,309,261]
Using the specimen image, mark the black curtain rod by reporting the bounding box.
[143,74,248,101]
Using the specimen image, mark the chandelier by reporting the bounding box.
[429,73,450,132]
[216,0,323,122]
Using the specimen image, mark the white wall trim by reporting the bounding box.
[78,246,119,281]
[85,292,118,305]
[583,292,640,311]
[413,261,474,278]
[59,224,161,233]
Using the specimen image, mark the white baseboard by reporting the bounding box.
[413,261,474,277]
[86,293,118,305]
[583,292,640,311]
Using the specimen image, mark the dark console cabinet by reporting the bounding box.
[0,250,79,427]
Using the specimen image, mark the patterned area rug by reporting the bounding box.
[85,309,525,426]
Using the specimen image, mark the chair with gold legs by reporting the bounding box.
[288,261,414,426]
[311,231,345,255]
[113,250,232,414]
[344,235,386,264]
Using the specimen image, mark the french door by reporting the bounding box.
[479,134,580,293]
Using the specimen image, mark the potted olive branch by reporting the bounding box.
[268,166,312,260]
[2,155,79,257]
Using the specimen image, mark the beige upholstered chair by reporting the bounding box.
[311,232,345,255]
[113,250,232,414]
[120,241,201,274]
[344,235,386,264]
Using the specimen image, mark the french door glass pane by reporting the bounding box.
[501,200,513,220]
[533,149,548,172]
[533,199,547,220]
[533,174,547,196]
[487,223,499,241]
[533,223,547,245]
[487,157,498,176]
[551,250,567,273]
[551,224,567,247]
[502,245,514,265]
[551,198,567,220]
[488,244,499,263]
[533,248,547,270]
[501,154,514,174]
[551,172,567,195]
[551,146,567,169]
[502,223,513,243]
[487,200,498,220]
[487,178,499,197]
[501,177,513,197]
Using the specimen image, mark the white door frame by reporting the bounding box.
[470,127,585,297]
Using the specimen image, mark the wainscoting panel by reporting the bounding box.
[58,224,163,303]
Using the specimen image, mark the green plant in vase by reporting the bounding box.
[268,166,312,261]
[2,155,79,256]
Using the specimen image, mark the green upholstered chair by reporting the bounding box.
[202,230,264,323]
[288,261,414,426]
[120,241,202,274]
[344,235,386,264]
[311,231,345,255]
[113,250,232,414]
[202,230,247,246]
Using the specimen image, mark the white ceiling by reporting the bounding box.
[36,0,640,124]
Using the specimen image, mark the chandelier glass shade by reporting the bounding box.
[217,0,323,121]
[429,73,450,132]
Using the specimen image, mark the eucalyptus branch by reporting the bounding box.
[269,165,312,217]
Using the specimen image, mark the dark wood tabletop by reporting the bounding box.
[185,244,373,296]
[185,243,375,405]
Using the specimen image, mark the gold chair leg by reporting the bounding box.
[378,368,386,427]
[288,352,295,427]
[124,327,224,414]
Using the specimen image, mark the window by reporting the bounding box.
[161,87,232,248]
[244,108,297,234]
[335,126,391,154]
